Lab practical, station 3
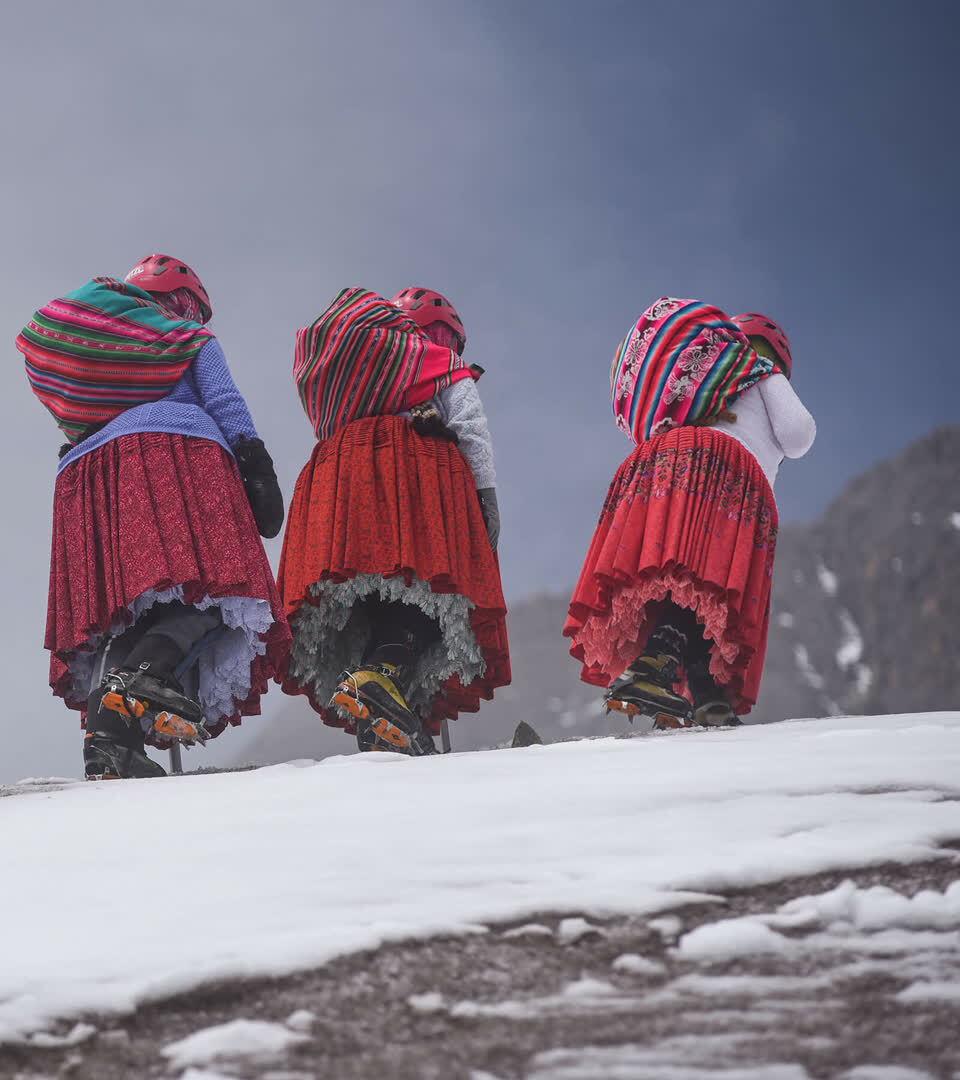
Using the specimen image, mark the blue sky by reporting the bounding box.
[1,0,956,778]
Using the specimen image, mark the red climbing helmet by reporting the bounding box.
[125,254,212,323]
[391,287,466,355]
[731,312,792,379]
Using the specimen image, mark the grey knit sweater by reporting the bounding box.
[410,378,497,490]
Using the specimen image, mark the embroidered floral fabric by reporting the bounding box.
[565,427,778,714]
[610,297,783,445]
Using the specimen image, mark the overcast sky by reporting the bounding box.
[1,0,956,781]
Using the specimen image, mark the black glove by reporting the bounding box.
[233,437,284,539]
[476,487,499,552]
[409,404,459,444]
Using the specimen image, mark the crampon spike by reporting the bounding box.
[369,716,411,750]
[331,686,370,721]
[652,712,691,730]
[152,711,204,743]
[605,698,639,718]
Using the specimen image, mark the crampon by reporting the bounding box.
[99,664,208,745]
[331,664,436,756]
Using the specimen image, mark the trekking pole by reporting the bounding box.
[441,717,452,753]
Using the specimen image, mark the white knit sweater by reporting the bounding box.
[711,374,816,489]
[415,378,497,490]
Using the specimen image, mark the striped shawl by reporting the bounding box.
[18,277,212,445]
[610,297,785,445]
[295,288,473,441]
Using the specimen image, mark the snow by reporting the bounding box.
[677,918,791,960]
[611,953,667,976]
[561,976,618,999]
[502,922,554,939]
[855,663,874,697]
[840,1069,935,1080]
[950,512,960,531]
[181,1070,240,1080]
[836,609,864,670]
[816,559,838,596]
[527,1043,811,1079]
[557,917,603,944]
[793,643,826,690]
[896,981,960,1003]
[767,879,960,933]
[2,712,960,1044]
[162,1018,310,1070]
[648,915,683,940]
[27,1021,97,1048]
[911,512,925,526]
[284,1009,315,1032]
[777,612,795,628]
[408,991,446,1013]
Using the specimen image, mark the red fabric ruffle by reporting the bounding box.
[277,415,510,733]
[564,427,778,714]
[47,433,290,738]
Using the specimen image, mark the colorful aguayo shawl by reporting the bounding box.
[295,287,474,441]
[18,277,212,445]
[610,297,784,445]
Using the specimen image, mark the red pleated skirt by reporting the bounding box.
[47,433,290,737]
[277,415,510,733]
[564,427,778,715]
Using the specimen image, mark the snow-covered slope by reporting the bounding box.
[1,713,959,1047]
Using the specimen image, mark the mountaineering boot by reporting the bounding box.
[83,662,208,780]
[83,669,168,781]
[685,657,742,728]
[604,653,692,727]
[332,662,437,756]
[83,731,167,781]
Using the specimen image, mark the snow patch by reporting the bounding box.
[836,610,864,670]
[911,512,925,526]
[766,880,960,934]
[28,1022,97,1048]
[561,976,618,999]
[793,644,825,690]
[816,560,838,596]
[181,1070,241,1080]
[557,917,604,944]
[950,512,960,531]
[854,663,874,697]
[839,1068,936,1079]
[896,980,960,1003]
[677,918,791,959]
[284,1009,315,1033]
[527,1043,812,1079]
[612,953,667,976]
[648,915,683,940]
[162,1019,310,1070]
[408,991,446,1013]
[777,612,795,628]
[502,923,554,939]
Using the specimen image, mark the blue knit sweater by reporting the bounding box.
[57,338,258,474]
